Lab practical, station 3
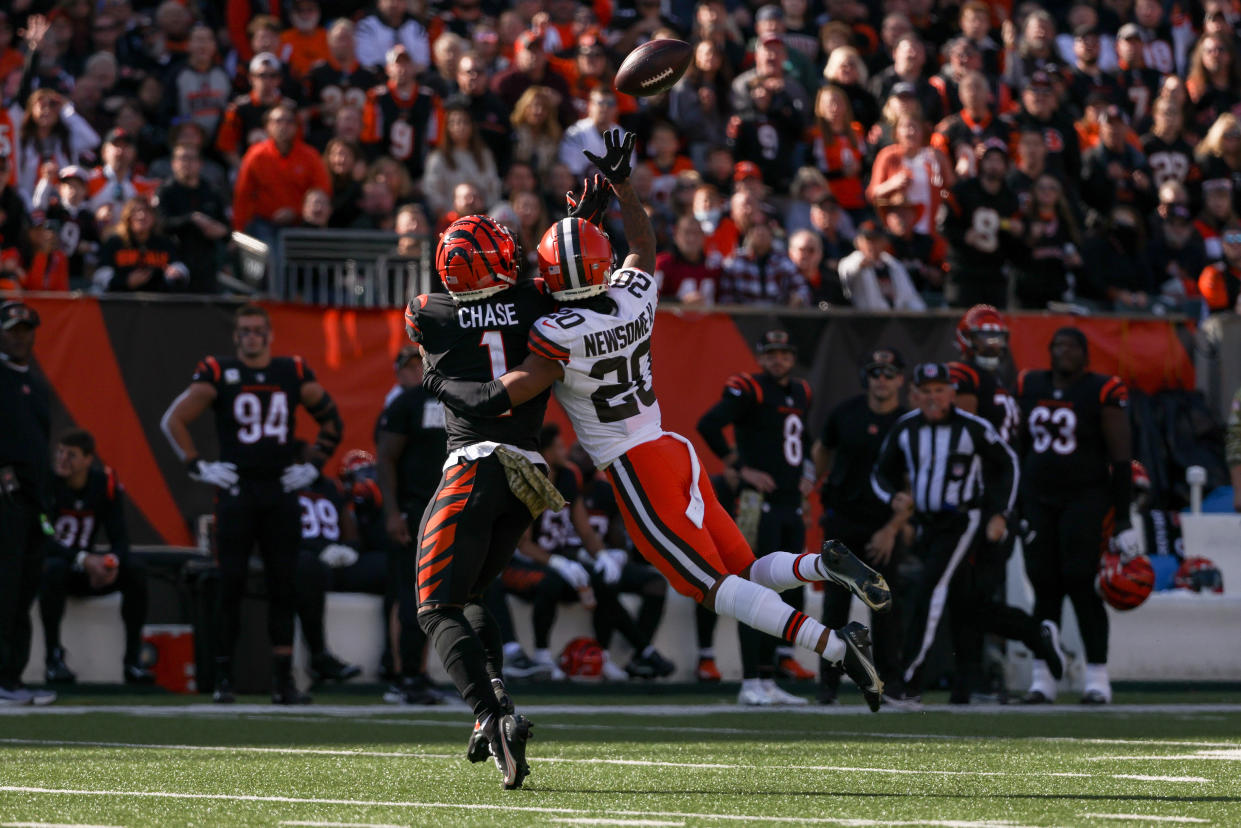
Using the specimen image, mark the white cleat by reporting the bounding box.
[737,679,772,706]
[599,654,629,682]
[761,679,809,706]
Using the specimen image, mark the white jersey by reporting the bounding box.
[529,267,664,467]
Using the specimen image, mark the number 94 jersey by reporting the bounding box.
[191,355,314,476]
[529,267,663,468]
[1016,369,1128,500]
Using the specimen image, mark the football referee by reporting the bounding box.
[871,363,1064,703]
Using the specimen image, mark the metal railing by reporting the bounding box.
[233,228,436,308]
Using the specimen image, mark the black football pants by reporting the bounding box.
[0,492,44,689]
[41,553,148,665]
[294,547,388,656]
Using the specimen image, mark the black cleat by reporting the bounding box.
[309,651,362,684]
[819,540,892,612]
[838,621,884,712]
[383,675,442,705]
[44,648,76,685]
[123,663,156,685]
[1032,620,1066,680]
[504,650,553,680]
[486,713,533,790]
[272,677,312,705]
[212,677,235,704]
[625,649,676,679]
[1081,689,1110,705]
[468,681,515,763]
[1022,689,1054,705]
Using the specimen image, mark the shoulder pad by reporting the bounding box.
[1100,375,1129,406]
[528,319,571,363]
[949,361,979,392]
[1016,368,1031,395]
[404,294,431,342]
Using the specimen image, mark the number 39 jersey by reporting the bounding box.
[1016,369,1128,500]
[528,267,664,467]
[191,355,314,476]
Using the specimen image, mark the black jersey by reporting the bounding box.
[1016,369,1128,500]
[190,354,316,477]
[405,283,554,453]
[949,360,1019,445]
[939,177,1023,279]
[306,59,381,122]
[1141,133,1198,189]
[1116,65,1163,125]
[933,111,1012,180]
[533,463,583,555]
[1068,68,1123,116]
[0,356,50,497]
[1009,110,1081,183]
[50,465,129,559]
[698,371,813,505]
[361,82,441,180]
[298,475,348,553]
[818,394,908,526]
[375,384,447,505]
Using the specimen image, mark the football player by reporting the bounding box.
[162,304,343,705]
[949,305,1020,444]
[1015,327,1138,704]
[423,129,891,711]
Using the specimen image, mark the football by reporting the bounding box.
[614,38,693,97]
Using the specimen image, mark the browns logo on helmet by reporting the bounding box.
[536,217,615,301]
[955,304,1009,370]
[435,214,520,302]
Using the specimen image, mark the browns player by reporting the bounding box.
[1016,327,1139,704]
[403,211,555,790]
[949,305,1020,444]
[424,130,890,715]
[162,305,343,705]
[698,330,818,705]
[41,428,154,686]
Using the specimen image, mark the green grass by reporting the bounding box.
[1,687,1239,827]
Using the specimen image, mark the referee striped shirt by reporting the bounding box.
[870,407,1019,517]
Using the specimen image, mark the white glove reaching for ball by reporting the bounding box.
[188,459,238,489]
[320,544,359,568]
[280,462,319,492]
[548,553,591,590]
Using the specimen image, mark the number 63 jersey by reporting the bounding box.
[528,267,664,468]
[191,354,314,477]
[1015,368,1128,501]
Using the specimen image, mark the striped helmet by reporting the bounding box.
[1096,552,1154,610]
[536,217,614,301]
[435,214,520,302]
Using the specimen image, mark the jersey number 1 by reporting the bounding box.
[480,331,513,416]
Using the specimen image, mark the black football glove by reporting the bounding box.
[566,173,613,226]
[583,128,636,185]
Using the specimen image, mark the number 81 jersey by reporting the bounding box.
[191,355,313,476]
[529,267,663,467]
[1016,369,1128,499]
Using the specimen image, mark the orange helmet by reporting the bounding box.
[955,304,1009,370]
[537,218,614,301]
[338,449,375,483]
[1096,553,1155,610]
[1130,459,1150,490]
[436,214,520,302]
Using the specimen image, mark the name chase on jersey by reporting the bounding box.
[456,302,519,329]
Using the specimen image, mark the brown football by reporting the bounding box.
[614,38,693,97]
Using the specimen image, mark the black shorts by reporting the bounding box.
[415,454,534,609]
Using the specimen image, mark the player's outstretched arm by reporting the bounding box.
[582,128,654,274]
[423,351,564,416]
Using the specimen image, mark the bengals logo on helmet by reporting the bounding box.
[559,636,605,679]
[435,215,520,302]
[1096,553,1155,610]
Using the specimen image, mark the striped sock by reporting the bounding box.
[748,551,823,592]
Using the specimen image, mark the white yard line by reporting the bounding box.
[0,786,1045,827]
[1,823,124,828]
[1110,774,1213,783]
[280,822,407,828]
[548,821,686,827]
[1092,749,1241,762]
[1080,815,1210,824]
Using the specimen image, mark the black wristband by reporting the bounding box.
[185,457,200,474]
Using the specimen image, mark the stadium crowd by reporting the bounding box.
[0,0,1238,313]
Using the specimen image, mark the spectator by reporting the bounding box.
[216,53,296,168]
[394,203,431,258]
[423,32,469,99]
[655,214,720,305]
[718,220,810,306]
[869,35,942,125]
[1012,71,1082,186]
[1015,174,1085,308]
[437,181,487,234]
[82,128,158,215]
[511,86,564,179]
[1114,24,1163,127]
[1008,126,1050,208]
[731,34,809,117]
[932,70,1012,181]
[280,0,330,79]
[750,5,818,94]
[930,36,988,120]
[726,71,804,193]
[305,20,381,134]
[1228,382,1241,513]
[423,99,501,217]
[867,112,952,239]
[94,198,188,293]
[643,121,694,209]
[836,221,926,310]
[808,84,867,216]
[146,123,229,199]
[456,52,512,174]
[168,25,231,143]
[1081,105,1154,218]
[351,174,397,231]
[784,167,831,235]
[15,89,93,203]
[19,213,70,292]
[788,227,847,307]
[668,39,733,162]
[1198,224,1241,313]
[491,31,577,128]
[808,193,856,274]
[1142,95,1199,189]
[509,191,548,277]
[1067,24,1120,118]
[1082,205,1156,310]
[301,188,332,229]
[1003,9,1058,93]
[560,88,632,178]
[1197,179,1238,261]
[823,46,878,131]
[939,143,1023,307]
[1196,114,1241,214]
[43,166,98,287]
[356,0,431,73]
[232,103,331,240]
[360,45,441,185]
[154,144,228,294]
[1186,35,1241,137]
[0,148,30,265]
[877,194,944,294]
[1149,203,1207,300]
[323,138,366,228]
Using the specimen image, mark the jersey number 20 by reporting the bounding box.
[590,339,656,423]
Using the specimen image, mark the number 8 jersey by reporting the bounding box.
[1015,368,1128,500]
[528,267,664,467]
[191,354,315,477]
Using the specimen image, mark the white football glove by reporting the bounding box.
[592,548,627,585]
[188,459,238,489]
[1111,526,1142,562]
[280,462,319,492]
[319,543,359,568]
[548,553,591,590]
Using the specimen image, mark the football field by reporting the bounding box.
[1,688,1238,827]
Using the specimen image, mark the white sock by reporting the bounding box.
[1029,660,1055,697]
[699,648,715,659]
[740,677,763,692]
[1084,663,1111,698]
[713,575,829,657]
[533,648,552,663]
[822,629,845,664]
[776,646,794,660]
[502,641,522,659]
[748,551,823,591]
